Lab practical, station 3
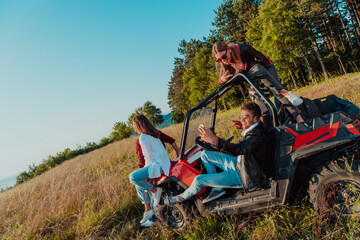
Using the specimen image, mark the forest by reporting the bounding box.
[168,0,360,123]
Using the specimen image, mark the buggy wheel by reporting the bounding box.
[308,159,360,219]
[156,202,191,230]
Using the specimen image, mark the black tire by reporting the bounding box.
[156,202,191,230]
[308,158,360,219]
[155,189,192,230]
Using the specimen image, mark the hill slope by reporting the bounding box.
[0,73,359,239]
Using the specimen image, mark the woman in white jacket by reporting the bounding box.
[129,114,171,224]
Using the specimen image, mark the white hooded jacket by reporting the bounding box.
[139,133,171,178]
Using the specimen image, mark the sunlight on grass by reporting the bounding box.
[0,73,359,239]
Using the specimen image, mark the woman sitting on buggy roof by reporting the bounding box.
[213,41,304,123]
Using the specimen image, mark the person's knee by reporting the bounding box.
[129,171,137,184]
[251,64,261,71]
[201,150,210,160]
[248,64,267,78]
[192,175,206,188]
[249,64,262,74]
[190,175,201,187]
[201,150,220,160]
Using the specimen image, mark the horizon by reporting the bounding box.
[0,0,221,180]
[0,111,173,189]
[0,175,17,189]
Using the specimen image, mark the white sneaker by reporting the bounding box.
[285,92,303,107]
[140,219,154,227]
[140,210,154,224]
[151,187,162,207]
[164,195,183,205]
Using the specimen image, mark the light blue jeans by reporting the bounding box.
[181,150,243,200]
[129,166,153,204]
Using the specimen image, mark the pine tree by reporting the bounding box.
[247,0,309,87]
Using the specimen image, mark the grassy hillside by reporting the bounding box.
[0,73,359,239]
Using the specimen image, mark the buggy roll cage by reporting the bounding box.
[179,73,278,160]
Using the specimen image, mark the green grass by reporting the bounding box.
[0,73,359,239]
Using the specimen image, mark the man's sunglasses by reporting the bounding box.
[215,49,228,62]
[239,114,250,119]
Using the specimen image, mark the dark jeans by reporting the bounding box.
[247,64,300,118]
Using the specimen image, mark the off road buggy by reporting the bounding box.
[155,73,360,229]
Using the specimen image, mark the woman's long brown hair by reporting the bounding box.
[132,114,160,138]
[212,42,239,76]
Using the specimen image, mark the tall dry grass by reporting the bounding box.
[0,73,359,239]
[0,137,141,239]
[0,110,244,239]
[295,72,360,105]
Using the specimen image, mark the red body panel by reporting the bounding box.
[299,122,340,150]
[285,122,340,151]
[346,123,360,136]
[157,145,206,194]
[170,160,200,186]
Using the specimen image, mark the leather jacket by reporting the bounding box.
[237,43,272,71]
[215,43,272,84]
[214,122,268,191]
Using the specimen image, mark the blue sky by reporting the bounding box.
[0,0,221,180]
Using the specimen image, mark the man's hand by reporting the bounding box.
[198,126,217,145]
[232,120,242,129]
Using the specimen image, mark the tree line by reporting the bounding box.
[168,0,360,123]
[12,101,163,187]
